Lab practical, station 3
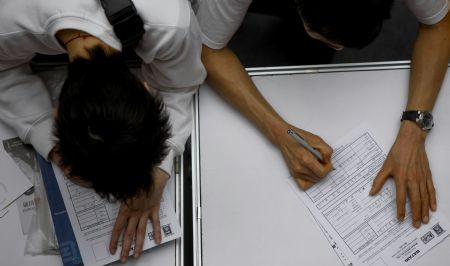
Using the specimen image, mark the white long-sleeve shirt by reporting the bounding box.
[0,0,206,174]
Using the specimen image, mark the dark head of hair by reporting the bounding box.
[54,46,171,202]
[295,0,394,48]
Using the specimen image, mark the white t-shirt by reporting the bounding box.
[0,0,206,174]
[195,0,449,50]
[405,0,449,25]
[194,0,252,49]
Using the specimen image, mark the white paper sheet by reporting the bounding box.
[52,165,181,266]
[290,124,450,266]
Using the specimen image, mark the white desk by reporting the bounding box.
[192,63,450,266]
[0,69,184,266]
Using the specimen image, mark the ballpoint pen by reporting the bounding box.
[287,128,324,162]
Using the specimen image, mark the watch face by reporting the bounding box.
[420,112,434,130]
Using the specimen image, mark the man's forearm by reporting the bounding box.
[201,45,288,145]
[201,45,334,186]
[407,13,450,111]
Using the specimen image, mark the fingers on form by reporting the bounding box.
[309,141,334,176]
[150,209,162,245]
[120,216,139,262]
[291,142,333,188]
[133,214,150,259]
[427,177,437,211]
[306,155,332,179]
[407,180,422,228]
[109,209,129,255]
[319,143,334,165]
[370,161,391,196]
[295,178,314,190]
[395,178,407,222]
[295,149,332,181]
[421,152,437,211]
[419,177,429,224]
[284,143,325,183]
[418,154,431,223]
[290,153,320,183]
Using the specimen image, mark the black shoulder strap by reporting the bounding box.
[100,0,145,49]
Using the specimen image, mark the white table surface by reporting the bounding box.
[196,65,450,266]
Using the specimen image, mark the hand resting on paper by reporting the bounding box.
[50,146,169,262]
[109,167,169,263]
[370,121,436,228]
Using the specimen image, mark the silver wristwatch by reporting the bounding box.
[401,110,434,131]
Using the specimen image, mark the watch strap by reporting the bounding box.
[401,110,434,131]
[401,110,419,122]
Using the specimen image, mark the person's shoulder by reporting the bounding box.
[404,0,449,25]
[134,0,191,30]
[134,0,201,60]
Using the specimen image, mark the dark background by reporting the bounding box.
[229,0,417,67]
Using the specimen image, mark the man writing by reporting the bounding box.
[195,0,449,229]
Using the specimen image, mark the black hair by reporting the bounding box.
[295,0,394,48]
[55,46,171,202]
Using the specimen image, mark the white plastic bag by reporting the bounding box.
[3,138,58,254]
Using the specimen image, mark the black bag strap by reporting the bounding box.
[100,0,145,49]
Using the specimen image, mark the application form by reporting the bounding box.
[52,165,181,266]
[291,125,449,265]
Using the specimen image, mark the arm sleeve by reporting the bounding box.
[137,7,206,89]
[0,64,55,159]
[405,0,449,25]
[138,7,205,175]
[196,0,252,49]
[156,85,198,175]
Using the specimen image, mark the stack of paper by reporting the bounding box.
[38,155,182,266]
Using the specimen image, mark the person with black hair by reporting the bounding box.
[0,0,205,262]
[194,0,450,229]
[295,0,393,49]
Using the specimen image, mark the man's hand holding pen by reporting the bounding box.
[276,125,334,190]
